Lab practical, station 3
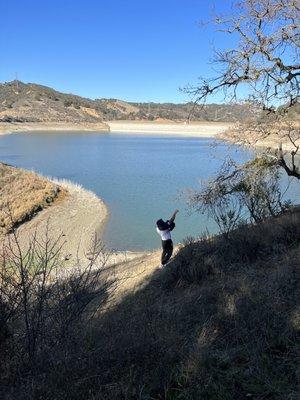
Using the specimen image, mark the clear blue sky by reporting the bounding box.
[0,0,235,102]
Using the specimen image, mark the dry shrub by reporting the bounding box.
[169,208,300,285]
[0,227,115,399]
[0,212,298,399]
[55,225,298,399]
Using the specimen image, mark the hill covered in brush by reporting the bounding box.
[0,81,107,125]
[0,80,259,124]
[127,101,258,122]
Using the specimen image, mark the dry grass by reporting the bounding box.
[78,210,298,400]
[170,207,300,284]
[0,162,64,234]
[0,178,299,400]
[1,208,299,399]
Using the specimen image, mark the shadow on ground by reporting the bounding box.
[1,210,300,400]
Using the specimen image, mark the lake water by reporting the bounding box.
[0,131,299,250]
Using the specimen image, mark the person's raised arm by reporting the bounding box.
[169,209,179,223]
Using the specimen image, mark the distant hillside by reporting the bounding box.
[96,99,258,122]
[0,81,105,125]
[286,101,300,121]
[0,81,260,125]
[127,101,258,122]
[95,98,141,120]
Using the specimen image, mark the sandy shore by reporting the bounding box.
[13,179,144,265]
[0,120,231,137]
[0,121,110,135]
[253,136,299,152]
[220,130,299,153]
[107,120,231,136]
[14,180,108,260]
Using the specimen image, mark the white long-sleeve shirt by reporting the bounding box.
[156,227,172,241]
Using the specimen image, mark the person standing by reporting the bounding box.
[156,209,179,268]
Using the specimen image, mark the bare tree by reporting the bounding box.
[188,156,291,232]
[0,223,114,368]
[187,0,300,178]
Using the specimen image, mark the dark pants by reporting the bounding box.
[161,239,173,265]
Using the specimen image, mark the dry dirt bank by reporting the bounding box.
[14,180,109,260]
[0,121,110,135]
[107,120,231,136]
[13,179,146,265]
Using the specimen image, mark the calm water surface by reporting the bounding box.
[0,131,299,250]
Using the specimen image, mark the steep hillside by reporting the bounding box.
[96,99,258,122]
[96,98,140,120]
[0,80,259,124]
[128,101,258,122]
[2,80,297,127]
[0,81,106,125]
[1,207,299,399]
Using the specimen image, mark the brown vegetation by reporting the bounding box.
[0,163,64,234]
[0,81,105,125]
[122,101,256,122]
[0,229,114,398]
[0,80,260,127]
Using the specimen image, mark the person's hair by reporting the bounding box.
[156,219,175,231]
[156,219,168,230]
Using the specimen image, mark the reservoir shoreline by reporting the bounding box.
[107,120,231,136]
[10,176,146,264]
[0,121,110,135]
[0,120,231,137]
[14,179,109,260]
[0,124,255,253]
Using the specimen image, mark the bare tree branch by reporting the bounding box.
[186,0,300,178]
